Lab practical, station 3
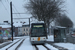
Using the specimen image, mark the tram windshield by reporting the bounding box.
[31,27,46,37]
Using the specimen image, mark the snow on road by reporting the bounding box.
[45,43,58,50]
[18,38,33,50]
[54,43,75,50]
[37,45,47,50]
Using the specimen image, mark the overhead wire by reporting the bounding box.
[0,1,9,13]
[5,0,9,7]
[6,0,19,22]
[12,4,22,22]
[12,8,20,19]
[7,0,29,23]
[12,4,27,23]
[12,4,22,17]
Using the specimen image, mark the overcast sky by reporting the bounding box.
[0,0,75,27]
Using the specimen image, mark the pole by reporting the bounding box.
[29,18,30,27]
[10,2,13,41]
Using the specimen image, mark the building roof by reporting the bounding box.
[22,25,29,27]
[13,22,23,27]
[52,26,66,29]
[0,25,11,28]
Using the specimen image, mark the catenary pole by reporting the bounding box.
[29,18,30,27]
[10,2,13,41]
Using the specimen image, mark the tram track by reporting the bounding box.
[42,44,50,50]
[33,45,38,50]
[48,43,68,50]
[32,44,50,50]
[15,39,25,50]
[6,38,23,50]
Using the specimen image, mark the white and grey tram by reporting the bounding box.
[30,23,47,44]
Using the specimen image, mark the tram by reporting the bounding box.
[30,23,47,44]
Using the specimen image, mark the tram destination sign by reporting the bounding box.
[33,25,43,27]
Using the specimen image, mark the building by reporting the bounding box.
[22,25,30,36]
[0,24,11,34]
[13,22,22,36]
[15,27,18,36]
[0,27,2,30]
[13,22,31,36]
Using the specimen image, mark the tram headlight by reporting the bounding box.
[33,38,35,40]
[43,38,45,39]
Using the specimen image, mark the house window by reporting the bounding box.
[19,29,20,32]
[24,29,25,31]
[24,33,25,35]
[26,29,28,31]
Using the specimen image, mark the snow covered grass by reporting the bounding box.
[47,35,54,41]
[54,43,75,50]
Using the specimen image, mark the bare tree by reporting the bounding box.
[55,14,73,28]
[24,0,65,33]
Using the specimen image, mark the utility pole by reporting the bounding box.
[29,18,30,27]
[10,2,13,41]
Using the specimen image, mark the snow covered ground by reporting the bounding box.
[18,38,33,50]
[37,45,47,50]
[48,35,75,50]
[45,43,58,50]
[13,36,29,39]
[47,35,54,41]
[0,36,29,50]
[0,41,12,46]
[0,35,75,50]
[8,39,24,50]
[1,39,20,50]
[54,43,75,50]
[18,37,57,50]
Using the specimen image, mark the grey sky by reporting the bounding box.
[0,0,75,27]
[0,0,31,23]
